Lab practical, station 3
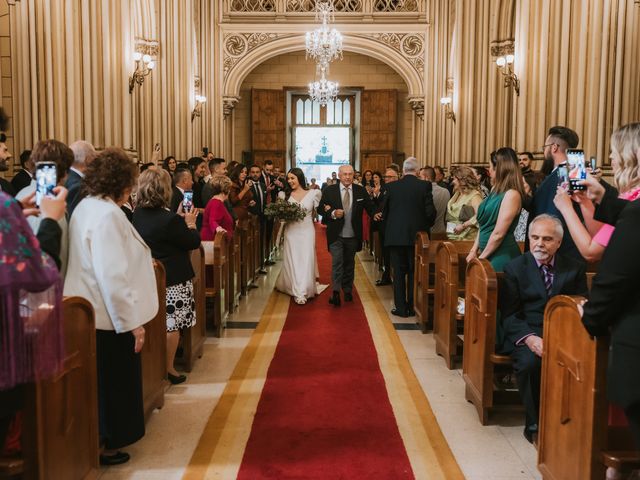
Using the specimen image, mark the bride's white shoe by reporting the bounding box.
[294,297,307,305]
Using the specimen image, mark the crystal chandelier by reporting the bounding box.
[305,1,343,71]
[308,67,339,106]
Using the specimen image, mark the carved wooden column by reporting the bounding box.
[223,96,240,161]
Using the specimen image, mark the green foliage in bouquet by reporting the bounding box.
[264,199,307,223]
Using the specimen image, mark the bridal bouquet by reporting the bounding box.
[264,200,306,223]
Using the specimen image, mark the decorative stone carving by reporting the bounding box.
[194,77,201,89]
[223,96,241,118]
[490,40,515,58]
[374,0,418,12]
[355,33,425,77]
[286,0,362,12]
[408,97,424,118]
[134,37,160,57]
[230,0,276,12]
[223,33,285,78]
[446,77,454,94]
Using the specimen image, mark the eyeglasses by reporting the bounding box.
[541,143,558,150]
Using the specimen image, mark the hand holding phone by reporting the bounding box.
[35,162,58,207]
[566,149,587,191]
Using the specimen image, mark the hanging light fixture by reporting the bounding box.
[308,67,339,107]
[305,1,343,73]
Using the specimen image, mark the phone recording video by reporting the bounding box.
[35,162,57,206]
[182,190,194,211]
[557,166,570,192]
[590,156,597,171]
[566,149,587,191]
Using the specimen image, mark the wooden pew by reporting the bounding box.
[177,245,206,372]
[203,232,229,338]
[462,258,521,425]
[538,295,640,479]
[228,230,241,312]
[14,297,100,480]
[413,231,447,332]
[433,241,475,369]
[238,218,251,295]
[251,214,261,278]
[141,261,167,422]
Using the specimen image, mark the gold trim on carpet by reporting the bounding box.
[355,260,466,480]
[183,293,290,480]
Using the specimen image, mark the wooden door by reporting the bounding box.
[252,89,286,171]
[360,89,397,172]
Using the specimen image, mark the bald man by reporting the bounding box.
[319,164,376,307]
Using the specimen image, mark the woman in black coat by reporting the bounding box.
[133,169,201,384]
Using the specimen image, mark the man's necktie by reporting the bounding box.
[342,187,351,212]
[540,264,553,296]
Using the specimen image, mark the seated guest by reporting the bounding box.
[67,140,96,215]
[500,214,588,443]
[228,163,255,221]
[201,175,234,241]
[162,155,177,178]
[170,168,193,213]
[64,148,158,466]
[446,166,483,241]
[133,169,200,385]
[422,166,451,235]
[10,150,34,193]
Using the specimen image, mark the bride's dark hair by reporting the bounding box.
[284,168,308,198]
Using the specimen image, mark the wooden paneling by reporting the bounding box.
[361,89,397,172]
[252,88,285,171]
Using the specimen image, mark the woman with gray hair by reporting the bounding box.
[133,169,201,385]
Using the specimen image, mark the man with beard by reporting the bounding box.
[528,126,583,260]
[499,214,587,444]
[0,134,16,196]
[518,151,544,194]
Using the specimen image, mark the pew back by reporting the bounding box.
[414,232,431,331]
[178,246,206,372]
[22,297,99,480]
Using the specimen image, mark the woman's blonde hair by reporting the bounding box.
[451,166,480,192]
[137,168,172,209]
[610,122,640,193]
[210,174,232,196]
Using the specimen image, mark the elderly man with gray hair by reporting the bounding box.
[381,157,436,317]
[67,140,96,215]
[499,213,588,444]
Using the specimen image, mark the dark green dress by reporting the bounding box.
[477,192,521,273]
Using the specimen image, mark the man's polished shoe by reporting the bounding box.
[329,291,341,307]
[391,308,408,318]
[375,278,392,286]
[523,425,538,444]
[344,292,353,302]
[100,451,130,466]
[168,372,187,385]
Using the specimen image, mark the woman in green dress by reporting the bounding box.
[467,148,527,272]
[446,166,484,241]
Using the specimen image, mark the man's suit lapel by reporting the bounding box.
[550,254,569,296]
[526,253,548,298]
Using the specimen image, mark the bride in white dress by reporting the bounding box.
[275,168,326,304]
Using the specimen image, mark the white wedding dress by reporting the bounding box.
[275,189,327,303]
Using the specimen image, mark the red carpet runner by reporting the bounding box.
[237,225,414,479]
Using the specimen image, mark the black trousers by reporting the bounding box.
[379,230,391,280]
[510,345,542,428]
[625,401,640,450]
[389,246,415,312]
[265,218,274,260]
[329,237,358,294]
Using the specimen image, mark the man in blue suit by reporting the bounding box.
[528,126,583,260]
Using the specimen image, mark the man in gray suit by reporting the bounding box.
[421,166,450,235]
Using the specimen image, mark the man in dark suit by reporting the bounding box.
[319,164,376,307]
[10,150,34,193]
[0,134,16,197]
[249,164,268,273]
[170,168,193,213]
[580,174,640,449]
[374,167,399,285]
[382,157,436,317]
[528,126,583,260]
[500,214,588,443]
[67,140,96,215]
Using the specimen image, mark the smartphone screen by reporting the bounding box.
[557,166,570,192]
[566,149,586,191]
[590,156,597,171]
[182,190,194,211]
[35,162,57,206]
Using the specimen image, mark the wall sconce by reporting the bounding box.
[128,52,155,94]
[191,95,207,122]
[440,97,456,123]
[495,54,520,96]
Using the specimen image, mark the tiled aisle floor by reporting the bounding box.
[99,251,541,480]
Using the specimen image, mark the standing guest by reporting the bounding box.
[67,140,96,215]
[201,175,234,241]
[422,166,451,235]
[228,164,255,221]
[354,171,362,185]
[10,150,34,193]
[434,165,448,190]
[309,178,320,190]
[471,165,491,198]
[188,156,207,208]
[319,164,376,307]
[133,169,200,385]
[374,168,397,286]
[381,158,436,317]
[362,169,373,188]
[528,126,583,260]
[201,157,227,206]
[467,148,526,272]
[446,166,484,241]
[162,156,177,178]
[553,123,640,263]
[518,151,544,194]
[249,164,268,272]
[0,132,15,197]
[64,148,158,466]
[321,177,332,191]
[260,161,278,264]
[170,168,193,213]
[500,214,588,443]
